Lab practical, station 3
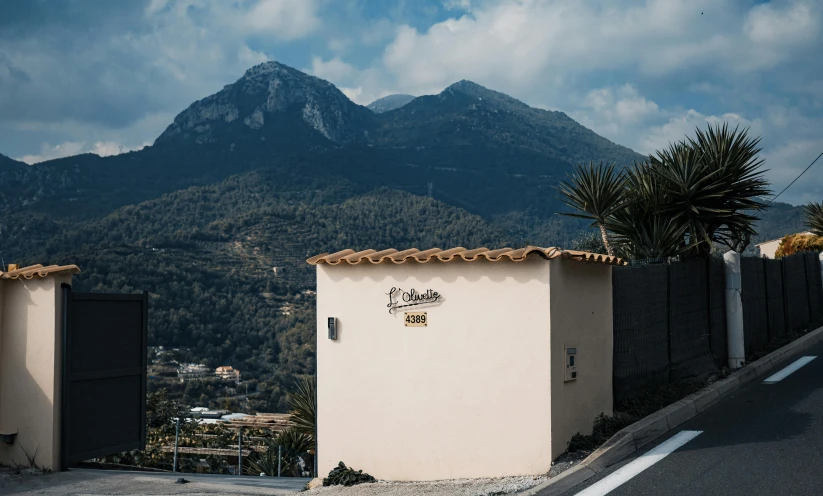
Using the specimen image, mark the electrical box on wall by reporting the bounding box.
[328,317,337,340]
[564,345,577,382]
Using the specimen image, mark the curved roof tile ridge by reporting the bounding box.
[0,264,81,280]
[307,247,625,266]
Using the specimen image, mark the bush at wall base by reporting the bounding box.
[322,462,377,487]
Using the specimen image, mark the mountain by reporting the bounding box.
[367,94,415,113]
[0,59,805,411]
[155,62,376,148]
[0,62,642,224]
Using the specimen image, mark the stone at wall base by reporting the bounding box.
[306,478,323,490]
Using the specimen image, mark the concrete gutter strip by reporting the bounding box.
[520,325,823,496]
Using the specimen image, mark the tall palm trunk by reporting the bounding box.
[598,223,614,257]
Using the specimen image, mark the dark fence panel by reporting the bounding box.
[784,253,811,332]
[669,259,717,381]
[741,257,769,354]
[765,259,786,339]
[613,251,823,404]
[805,252,823,327]
[708,257,727,368]
[613,264,669,401]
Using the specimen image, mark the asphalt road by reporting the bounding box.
[559,339,823,496]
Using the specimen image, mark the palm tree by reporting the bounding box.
[557,124,770,261]
[288,375,316,439]
[804,201,823,236]
[557,161,626,256]
[656,123,770,256]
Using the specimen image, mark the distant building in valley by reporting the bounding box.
[216,365,241,384]
[177,363,209,382]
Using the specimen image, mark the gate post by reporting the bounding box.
[238,428,243,476]
[724,251,745,369]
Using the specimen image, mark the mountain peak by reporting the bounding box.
[155,60,373,146]
[440,80,528,109]
[445,80,487,93]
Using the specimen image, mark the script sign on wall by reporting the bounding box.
[386,287,441,314]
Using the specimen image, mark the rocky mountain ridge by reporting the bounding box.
[366,94,415,113]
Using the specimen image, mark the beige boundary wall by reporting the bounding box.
[0,265,77,471]
[315,255,613,481]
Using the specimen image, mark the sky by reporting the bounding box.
[0,0,821,204]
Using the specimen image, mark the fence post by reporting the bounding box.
[173,417,180,473]
[724,251,745,369]
[763,257,771,343]
[819,253,823,291]
[666,263,672,383]
[278,444,282,477]
[804,254,813,327]
[238,428,243,476]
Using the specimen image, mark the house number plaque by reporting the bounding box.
[404,311,427,327]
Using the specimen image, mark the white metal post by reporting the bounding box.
[724,251,745,369]
[819,253,823,289]
[173,417,180,472]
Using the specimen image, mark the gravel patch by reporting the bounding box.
[306,475,547,496]
[548,450,590,478]
[0,468,309,495]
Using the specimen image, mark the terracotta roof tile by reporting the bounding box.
[0,264,81,280]
[307,246,625,266]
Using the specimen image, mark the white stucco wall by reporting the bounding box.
[316,258,553,481]
[549,259,614,458]
[0,275,69,470]
[757,239,781,259]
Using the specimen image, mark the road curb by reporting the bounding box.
[521,325,823,496]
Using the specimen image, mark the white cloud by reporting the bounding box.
[310,56,356,83]
[361,0,821,99]
[581,85,660,124]
[243,0,321,40]
[18,140,151,165]
[746,1,820,46]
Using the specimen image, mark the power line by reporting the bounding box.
[768,151,823,205]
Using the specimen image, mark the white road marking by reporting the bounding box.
[763,356,817,384]
[574,430,702,496]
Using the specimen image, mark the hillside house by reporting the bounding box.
[757,231,814,258]
[215,365,241,383]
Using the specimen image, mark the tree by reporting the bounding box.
[287,375,316,440]
[655,124,770,256]
[804,201,823,236]
[557,161,626,256]
[558,123,771,261]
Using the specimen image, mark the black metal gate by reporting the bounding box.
[61,285,148,469]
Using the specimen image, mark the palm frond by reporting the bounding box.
[287,375,316,439]
[804,201,823,236]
